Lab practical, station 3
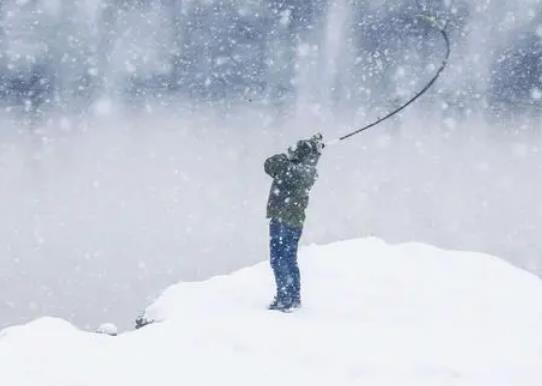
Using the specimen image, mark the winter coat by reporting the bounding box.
[265,137,321,229]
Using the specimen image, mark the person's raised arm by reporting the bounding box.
[264,153,289,178]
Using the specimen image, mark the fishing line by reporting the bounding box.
[326,11,451,146]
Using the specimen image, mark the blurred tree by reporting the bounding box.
[489,30,542,118]
[0,0,538,119]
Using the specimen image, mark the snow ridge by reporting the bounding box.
[1,238,541,386]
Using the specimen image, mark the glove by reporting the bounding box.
[310,133,325,153]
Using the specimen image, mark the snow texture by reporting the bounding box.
[96,322,118,336]
[1,238,541,386]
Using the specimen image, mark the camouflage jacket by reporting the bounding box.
[265,138,321,228]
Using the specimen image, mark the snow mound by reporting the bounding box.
[1,238,541,386]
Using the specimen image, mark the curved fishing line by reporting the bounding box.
[326,14,451,146]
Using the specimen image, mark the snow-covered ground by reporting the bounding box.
[1,238,541,386]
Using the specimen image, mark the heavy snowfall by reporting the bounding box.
[0,1,541,382]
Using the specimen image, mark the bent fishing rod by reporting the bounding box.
[326,16,451,146]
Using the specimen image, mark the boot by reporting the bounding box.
[291,297,302,309]
[268,296,295,312]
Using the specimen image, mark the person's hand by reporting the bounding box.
[311,133,325,153]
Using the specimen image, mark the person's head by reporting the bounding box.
[288,133,324,164]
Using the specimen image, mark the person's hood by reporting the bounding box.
[288,134,323,165]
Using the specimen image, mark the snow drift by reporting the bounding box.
[1,238,541,386]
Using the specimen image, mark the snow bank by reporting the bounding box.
[1,238,541,386]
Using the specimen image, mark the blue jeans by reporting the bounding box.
[269,218,302,305]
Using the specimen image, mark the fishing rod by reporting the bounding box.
[326,15,451,146]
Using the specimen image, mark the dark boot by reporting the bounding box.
[268,296,280,310]
[291,297,302,309]
[268,296,295,312]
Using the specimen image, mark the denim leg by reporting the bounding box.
[284,225,302,303]
[270,219,289,302]
[269,219,302,306]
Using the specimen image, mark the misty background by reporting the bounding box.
[1,0,542,330]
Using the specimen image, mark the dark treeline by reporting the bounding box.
[0,0,541,119]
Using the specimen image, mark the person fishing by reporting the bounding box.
[264,133,324,312]
[262,13,449,313]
